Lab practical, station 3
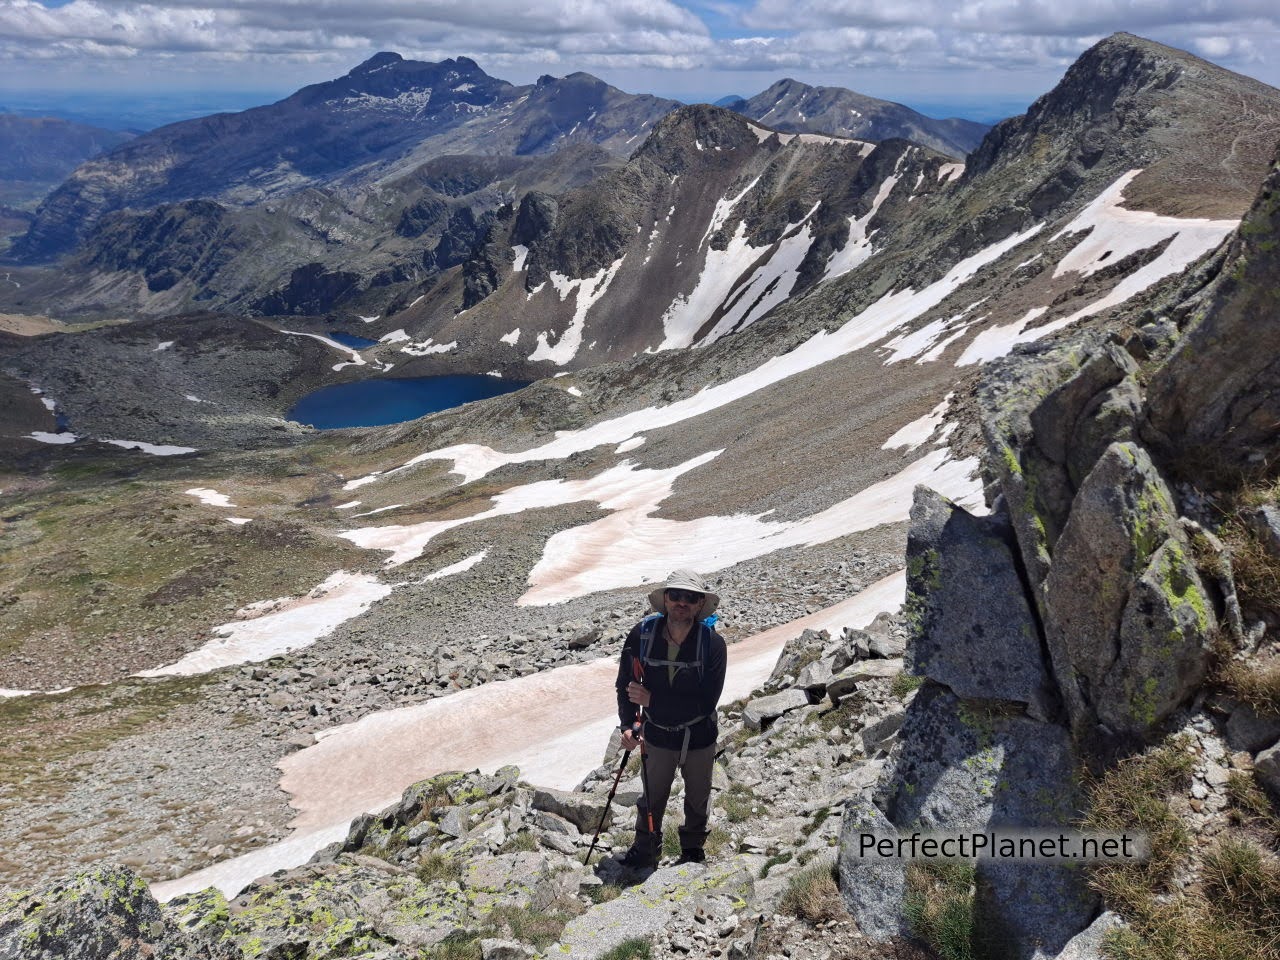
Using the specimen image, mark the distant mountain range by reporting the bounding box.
[722,80,988,157]
[7,54,993,271]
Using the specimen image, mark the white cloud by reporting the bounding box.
[0,0,1276,98]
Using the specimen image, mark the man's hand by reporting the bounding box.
[626,681,651,708]
[620,726,642,751]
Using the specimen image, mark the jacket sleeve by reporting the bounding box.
[616,624,642,729]
[699,630,727,717]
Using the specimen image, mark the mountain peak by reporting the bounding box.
[352,52,404,75]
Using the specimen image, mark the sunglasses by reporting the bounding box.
[665,589,704,604]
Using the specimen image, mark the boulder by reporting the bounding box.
[1255,739,1280,794]
[1055,912,1127,959]
[904,488,1057,721]
[0,865,194,960]
[860,708,907,756]
[795,657,835,695]
[743,689,811,730]
[835,798,907,941]
[769,629,829,682]
[1044,442,1215,735]
[567,627,603,650]
[1226,703,1280,753]
[876,684,1097,958]
[531,787,611,834]
[826,659,904,702]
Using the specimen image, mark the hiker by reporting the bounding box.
[616,569,727,868]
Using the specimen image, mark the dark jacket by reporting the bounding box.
[616,615,727,752]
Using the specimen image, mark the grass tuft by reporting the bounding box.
[902,859,997,960]
[415,852,461,886]
[778,858,844,924]
[598,937,653,960]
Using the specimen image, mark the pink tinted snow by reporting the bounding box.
[134,571,391,677]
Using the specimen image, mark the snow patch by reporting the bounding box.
[29,431,76,444]
[511,244,529,273]
[379,329,410,343]
[103,439,196,456]
[341,454,720,568]
[567,386,583,397]
[186,487,235,508]
[661,203,819,351]
[400,339,457,357]
[938,162,964,183]
[358,315,380,323]
[883,395,952,451]
[358,225,1043,486]
[824,171,899,281]
[334,501,362,510]
[135,572,392,677]
[614,436,645,454]
[528,258,624,366]
[500,328,521,346]
[425,550,488,581]
[154,341,174,352]
[520,448,981,606]
[226,518,253,526]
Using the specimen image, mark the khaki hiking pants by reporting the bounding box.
[634,741,716,854]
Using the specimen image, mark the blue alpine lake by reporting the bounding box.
[288,375,530,429]
[327,331,381,349]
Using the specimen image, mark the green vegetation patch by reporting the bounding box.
[0,674,216,799]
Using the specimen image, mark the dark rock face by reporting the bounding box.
[733,78,989,158]
[1144,146,1280,474]
[904,489,1057,721]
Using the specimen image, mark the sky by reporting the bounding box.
[2,0,1279,123]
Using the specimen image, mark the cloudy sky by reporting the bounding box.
[3,0,1279,119]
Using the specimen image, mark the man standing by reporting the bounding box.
[616,569,727,868]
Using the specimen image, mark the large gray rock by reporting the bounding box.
[826,659,904,702]
[1243,504,1280,560]
[1055,911,1126,959]
[769,629,829,682]
[1029,342,1137,470]
[1044,442,1215,735]
[979,338,1108,598]
[795,657,835,694]
[1255,739,1280,794]
[743,689,810,730]
[876,684,1097,958]
[0,865,199,960]
[835,798,907,941]
[1226,703,1280,753]
[531,787,611,834]
[904,488,1057,720]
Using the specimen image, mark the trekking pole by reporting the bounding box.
[584,742,632,864]
[632,656,656,843]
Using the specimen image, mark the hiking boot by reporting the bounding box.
[676,848,705,864]
[619,846,658,869]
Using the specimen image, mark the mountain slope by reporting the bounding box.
[733,78,989,157]
[9,54,679,264]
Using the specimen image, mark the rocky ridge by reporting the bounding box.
[731,78,988,158]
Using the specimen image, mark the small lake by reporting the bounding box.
[288,375,530,429]
[327,331,381,350]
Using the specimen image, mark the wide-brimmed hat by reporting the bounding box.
[648,569,720,617]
